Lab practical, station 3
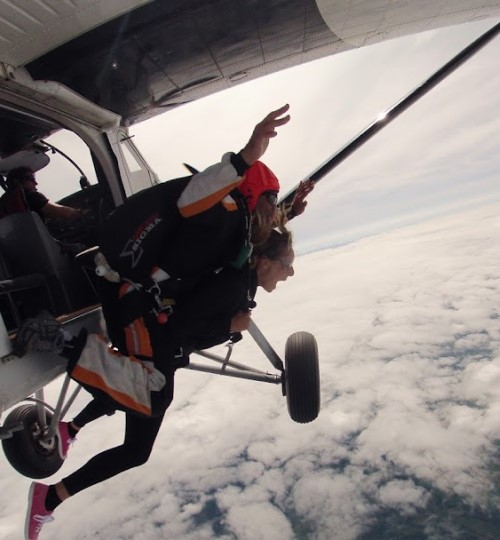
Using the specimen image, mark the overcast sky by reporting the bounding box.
[4,15,500,540]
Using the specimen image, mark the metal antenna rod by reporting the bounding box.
[281,21,500,208]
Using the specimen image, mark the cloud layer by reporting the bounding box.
[2,201,500,539]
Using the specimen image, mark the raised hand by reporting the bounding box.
[290,179,315,217]
[240,104,290,165]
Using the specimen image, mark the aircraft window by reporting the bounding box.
[36,130,97,202]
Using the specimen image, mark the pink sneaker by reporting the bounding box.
[56,422,75,459]
[24,483,54,540]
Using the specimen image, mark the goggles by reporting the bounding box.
[263,191,278,206]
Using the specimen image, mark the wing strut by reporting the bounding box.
[280,20,500,208]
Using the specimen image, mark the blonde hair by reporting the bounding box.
[275,203,289,232]
[250,226,292,268]
[251,204,287,248]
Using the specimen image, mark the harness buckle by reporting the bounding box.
[147,282,174,324]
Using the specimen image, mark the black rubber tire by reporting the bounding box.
[284,331,320,423]
[1,404,64,479]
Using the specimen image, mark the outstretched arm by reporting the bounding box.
[240,104,291,166]
[42,201,84,220]
[287,179,315,219]
[178,104,291,217]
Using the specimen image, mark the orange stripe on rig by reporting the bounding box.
[124,318,153,358]
[179,182,241,218]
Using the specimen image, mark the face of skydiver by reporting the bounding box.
[256,242,295,292]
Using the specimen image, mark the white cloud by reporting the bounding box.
[292,470,375,540]
[218,498,293,540]
[377,479,429,514]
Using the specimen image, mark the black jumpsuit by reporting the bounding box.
[62,151,256,496]
[63,265,257,496]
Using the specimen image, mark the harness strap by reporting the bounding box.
[95,251,174,324]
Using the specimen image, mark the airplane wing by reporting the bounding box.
[2,0,500,126]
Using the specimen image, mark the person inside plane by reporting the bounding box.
[0,167,85,221]
[23,227,296,540]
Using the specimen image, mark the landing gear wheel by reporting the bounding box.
[284,331,320,423]
[1,404,63,479]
